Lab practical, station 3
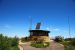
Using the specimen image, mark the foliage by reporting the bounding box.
[64,38,75,46]
[64,38,71,41]
[21,37,30,42]
[11,37,19,46]
[30,36,50,48]
[10,46,20,50]
[54,36,64,42]
[0,34,19,50]
[30,41,50,48]
[60,38,75,50]
[54,36,75,50]
[70,38,75,46]
[62,41,75,50]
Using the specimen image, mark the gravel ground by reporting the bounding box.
[19,41,64,50]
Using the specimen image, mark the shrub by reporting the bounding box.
[0,34,11,50]
[54,36,64,42]
[21,37,30,42]
[0,34,19,50]
[61,38,75,50]
[64,38,75,46]
[71,38,75,46]
[64,38,71,41]
[30,41,50,48]
[11,36,19,46]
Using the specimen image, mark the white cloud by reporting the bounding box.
[46,27,60,32]
[53,28,60,31]
[4,24,11,28]
[46,27,50,30]
[46,27,61,31]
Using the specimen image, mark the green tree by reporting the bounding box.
[0,34,19,50]
[0,34,11,50]
[11,36,19,46]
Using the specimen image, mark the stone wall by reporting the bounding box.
[30,36,50,42]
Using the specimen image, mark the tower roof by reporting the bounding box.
[29,30,50,33]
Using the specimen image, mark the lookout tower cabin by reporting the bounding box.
[29,23,50,42]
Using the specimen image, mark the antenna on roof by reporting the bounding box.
[29,16,32,30]
[68,16,71,38]
[42,16,50,30]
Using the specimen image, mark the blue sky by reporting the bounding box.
[0,0,75,38]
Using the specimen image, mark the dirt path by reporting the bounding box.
[19,41,64,50]
[50,41,64,50]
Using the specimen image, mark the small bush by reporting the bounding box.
[62,38,75,50]
[64,38,75,46]
[54,36,64,42]
[11,37,19,46]
[30,41,50,48]
[70,38,75,46]
[21,37,30,42]
[10,46,20,50]
[0,34,19,50]
[63,41,74,50]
